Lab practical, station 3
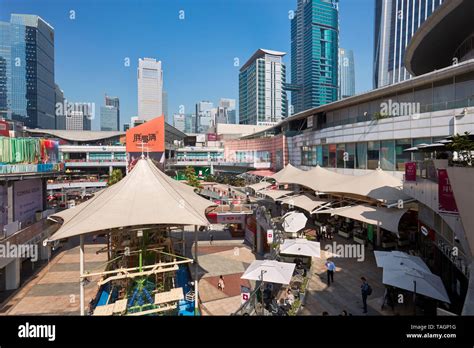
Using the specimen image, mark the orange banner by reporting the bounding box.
[126,116,165,153]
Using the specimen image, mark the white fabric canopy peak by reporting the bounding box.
[241,260,296,285]
[278,194,328,214]
[48,158,216,241]
[280,238,321,258]
[318,204,407,234]
[259,189,294,201]
[271,164,303,184]
[246,181,271,192]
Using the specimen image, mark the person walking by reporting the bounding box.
[325,260,336,286]
[217,275,225,291]
[360,276,372,314]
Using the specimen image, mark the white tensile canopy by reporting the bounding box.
[382,267,451,303]
[279,194,328,214]
[259,189,294,201]
[281,211,308,233]
[271,163,303,184]
[246,181,272,192]
[48,158,216,241]
[374,251,431,273]
[318,204,407,234]
[241,260,296,285]
[280,165,346,191]
[279,238,321,258]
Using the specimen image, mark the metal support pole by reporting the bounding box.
[79,235,85,316]
[194,225,199,315]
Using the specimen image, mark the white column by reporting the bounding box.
[194,225,199,315]
[79,235,85,316]
[5,258,20,290]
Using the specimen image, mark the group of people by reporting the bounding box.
[316,225,334,241]
[325,260,373,314]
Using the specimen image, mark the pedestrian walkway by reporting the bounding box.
[0,242,107,315]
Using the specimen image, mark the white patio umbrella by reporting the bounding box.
[279,238,321,258]
[374,251,431,273]
[241,260,296,285]
[382,267,451,303]
[281,212,308,233]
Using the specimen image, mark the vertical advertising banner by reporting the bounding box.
[13,178,43,225]
[438,169,459,214]
[126,116,165,170]
[0,184,7,234]
[405,162,417,181]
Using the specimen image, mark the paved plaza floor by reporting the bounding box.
[0,241,107,315]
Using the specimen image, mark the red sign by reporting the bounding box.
[405,162,416,181]
[0,120,9,137]
[207,133,218,141]
[438,169,458,214]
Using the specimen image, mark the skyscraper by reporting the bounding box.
[338,48,355,99]
[101,95,120,131]
[162,90,169,124]
[291,0,339,114]
[0,14,55,128]
[373,0,444,89]
[173,113,186,133]
[195,101,213,133]
[66,103,92,131]
[137,58,163,121]
[54,84,65,130]
[239,49,287,125]
[219,98,237,124]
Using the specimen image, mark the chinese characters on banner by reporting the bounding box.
[405,162,417,181]
[438,169,459,214]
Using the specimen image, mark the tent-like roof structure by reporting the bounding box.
[259,189,294,201]
[319,204,407,234]
[323,168,411,204]
[246,181,272,192]
[278,194,328,214]
[48,158,216,241]
[271,164,303,184]
[280,165,347,191]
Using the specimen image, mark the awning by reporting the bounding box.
[259,189,293,201]
[278,194,328,214]
[48,158,216,241]
[246,182,271,192]
[241,260,296,285]
[374,251,431,273]
[271,164,303,183]
[279,238,321,258]
[318,204,407,234]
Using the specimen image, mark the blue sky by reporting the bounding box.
[0,0,375,130]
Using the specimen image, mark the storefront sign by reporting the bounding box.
[216,214,246,224]
[405,162,417,181]
[241,286,251,304]
[266,229,274,244]
[438,169,459,214]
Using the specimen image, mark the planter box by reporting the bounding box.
[338,230,351,239]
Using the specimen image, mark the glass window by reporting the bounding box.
[367,141,380,170]
[336,144,345,168]
[322,145,329,167]
[433,78,455,110]
[329,144,336,168]
[415,86,433,113]
[315,145,323,166]
[395,139,412,171]
[345,143,355,169]
[413,137,432,162]
[356,142,367,169]
[454,71,474,102]
[380,140,395,171]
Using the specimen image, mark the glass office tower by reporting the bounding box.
[0,14,55,129]
[338,48,355,99]
[373,0,444,89]
[291,0,339,114]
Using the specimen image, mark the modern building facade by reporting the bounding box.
[54,84,65,130]
[373,0,444,89]
[0,14,55,129]
[137,58,163,121]
[239,49,288,125]
[173,113,186,133]
[338,48,355,99]
[291,0,339,114]
[100,106,119,131]
[65,104,92,131]
[162,90,169,124]
[195,101,213,133]
[219,98,237,124]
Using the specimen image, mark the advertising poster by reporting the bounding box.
[13,178,43,225]
[438,169,459,214]
[405,162,417,181]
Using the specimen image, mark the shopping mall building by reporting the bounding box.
[235,0,474,314]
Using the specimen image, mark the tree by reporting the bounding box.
[447,132,474,166]
[184,166,201,188]
[108,169,123,186]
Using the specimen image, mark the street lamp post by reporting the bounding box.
[260,270,267,315]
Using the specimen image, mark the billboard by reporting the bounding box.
[438,169,459,214]
[126,116,165,169]
[13,178,43,226]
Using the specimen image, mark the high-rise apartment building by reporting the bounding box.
[195,101,213,133]
[66,104,92,131]
[291,0,339,114]
[137,58,163,121]
[54,84,65,130]
[101,95,120,131]
[239,49,287,125]
[0,14,55,128]
[338,48,355,99]
[219,98,237,124]
[373,0,444,88]
[173,113,186,133]
[162,90,169,124]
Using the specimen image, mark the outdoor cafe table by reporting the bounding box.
[154,287,184,305]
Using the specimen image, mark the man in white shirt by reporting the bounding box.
[325,260,336,286]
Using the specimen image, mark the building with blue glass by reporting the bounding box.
[0,14,55,129]
[373,0,444,89]
[338,48,355,99]
[291,0,339,114]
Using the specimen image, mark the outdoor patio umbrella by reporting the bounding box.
[382,266,451,303]
[279,238,321,258]
[374,251,431,273]
[281,212,308,233]
[241,260,296,285]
